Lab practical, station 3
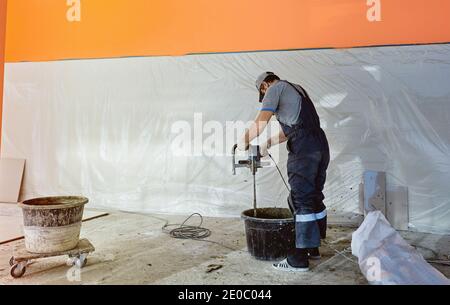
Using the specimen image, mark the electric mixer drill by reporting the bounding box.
[231,144,270,216]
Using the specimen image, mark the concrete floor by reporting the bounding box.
[0,211,448,285]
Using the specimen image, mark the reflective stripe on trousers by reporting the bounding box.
[296,210,327,222]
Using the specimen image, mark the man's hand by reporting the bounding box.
[259,140,271,157]
[237,137,249,151]
[260,130,287,156]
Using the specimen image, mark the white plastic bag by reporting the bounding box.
[351,211,449,285]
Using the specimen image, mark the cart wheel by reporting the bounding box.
[74,258,87,268]
[75,255,87,268]
[10,263,26,278]
[9,257,15,267]
[66,257,76,266]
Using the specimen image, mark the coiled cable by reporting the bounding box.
[157,213,241,252]
[162,213,211,239]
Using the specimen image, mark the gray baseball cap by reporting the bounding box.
[255,71,275,102]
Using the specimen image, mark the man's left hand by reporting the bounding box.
[259,141,271,157]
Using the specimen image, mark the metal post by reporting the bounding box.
[253,173,257,217]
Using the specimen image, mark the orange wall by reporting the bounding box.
[0,0,6,148]
[4,0,450,62]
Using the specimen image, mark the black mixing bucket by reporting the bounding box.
[241,208,295,261]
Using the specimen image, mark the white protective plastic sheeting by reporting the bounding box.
[351,211,449,285]
[2,44,450,234]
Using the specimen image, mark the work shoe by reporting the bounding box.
[307,248,321,260]
[272,258,309,272]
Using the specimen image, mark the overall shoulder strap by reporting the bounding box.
[282,81,321,129]
[282,80,310,99]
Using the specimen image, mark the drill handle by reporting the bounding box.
[232,144,238,175]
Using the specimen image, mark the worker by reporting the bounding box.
[237,72,329,272]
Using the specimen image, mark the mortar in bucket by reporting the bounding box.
[241,207,295,261]
[18,196,88,253]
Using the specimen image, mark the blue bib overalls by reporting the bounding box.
[278,81,329,249]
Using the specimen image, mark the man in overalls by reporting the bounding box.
[237,72,329,272]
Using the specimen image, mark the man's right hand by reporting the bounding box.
[237,139,249,151]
